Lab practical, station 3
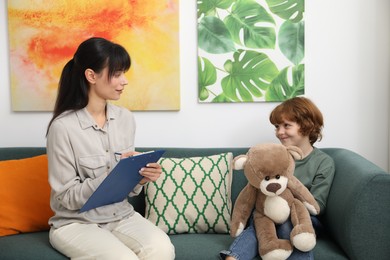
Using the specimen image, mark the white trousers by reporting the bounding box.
[49,212,175,260]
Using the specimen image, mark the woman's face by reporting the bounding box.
[274,118,310,148]
[89,67,128,101]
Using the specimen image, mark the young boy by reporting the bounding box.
[220,97,335,260]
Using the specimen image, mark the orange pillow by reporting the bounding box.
[0,154,53,236]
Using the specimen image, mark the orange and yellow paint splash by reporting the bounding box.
[7,0,179,111]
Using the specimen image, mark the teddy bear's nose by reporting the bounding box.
[266,183,281,193]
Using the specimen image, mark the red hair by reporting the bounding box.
[269,97,324,145]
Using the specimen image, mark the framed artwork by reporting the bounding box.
[197,0,305,103]
[7,0,180,111]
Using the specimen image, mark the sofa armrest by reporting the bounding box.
[322,148,390,260]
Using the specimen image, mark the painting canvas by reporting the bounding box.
[197,0,304,103]
[7,0,180,111]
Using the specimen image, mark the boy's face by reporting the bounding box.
[274,119,310,148]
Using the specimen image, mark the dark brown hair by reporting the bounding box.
[269,97,324,145]
[46,37,131,135]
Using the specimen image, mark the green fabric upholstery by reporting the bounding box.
[0,147,389,260]
[321,148,390,260]
[0,232,66,260]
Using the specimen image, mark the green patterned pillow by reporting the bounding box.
[144,153,233,234]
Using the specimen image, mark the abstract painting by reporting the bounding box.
[197,0,304,103]
[7,0,180,111]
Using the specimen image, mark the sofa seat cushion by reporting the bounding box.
[170,233,234,259]
[170,232,348,260]
[0,232,67,260]
[314,233,348,260]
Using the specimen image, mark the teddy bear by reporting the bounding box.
[230,143,320,260]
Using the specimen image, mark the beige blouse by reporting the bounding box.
[47,103,141,229]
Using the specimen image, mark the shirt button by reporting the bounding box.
[106,149,109,153]
[107,166,110,170]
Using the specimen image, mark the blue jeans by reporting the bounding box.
[220,218,258,260]
[220,216,322,260]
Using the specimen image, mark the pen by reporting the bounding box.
[114,152,122,162]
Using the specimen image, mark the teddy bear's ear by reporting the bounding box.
[232,155,248,170]
[286,146,303,160]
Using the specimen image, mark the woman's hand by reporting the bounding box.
[139,162,162,185]
[119,151,140,158]
[118,151,162,185]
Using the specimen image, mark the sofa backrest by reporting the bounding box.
[0,147,249,217]
[0,147,46,160]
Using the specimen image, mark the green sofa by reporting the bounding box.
[0,147,389,260]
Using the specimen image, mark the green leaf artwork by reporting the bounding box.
[197,0,305,102]
[198,16,236,54]
[265,0,304,23]
[198,56,217,101]
[279,20,304,65]
[197,0,235,17]
[221,50,279,101]
[266,64,305,101]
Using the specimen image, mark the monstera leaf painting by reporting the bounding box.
[197,0,305,102]
[7,0,179,111]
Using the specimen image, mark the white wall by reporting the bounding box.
[1,1,389,171]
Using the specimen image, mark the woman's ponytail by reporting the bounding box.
[46,58,88,135]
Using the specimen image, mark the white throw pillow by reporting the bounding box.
[144,153,233,234]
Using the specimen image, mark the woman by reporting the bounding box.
[220,97,335,260]
[46,37,175,260]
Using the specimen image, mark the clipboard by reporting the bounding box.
[80,150,165,213]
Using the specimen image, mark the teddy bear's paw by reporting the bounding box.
[233,156,247,170]
[233,222,245,237]
[261,249,292,260]
[292,232,316,252]
[303,202,319,215]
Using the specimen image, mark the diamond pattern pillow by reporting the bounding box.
[144,153,233,234]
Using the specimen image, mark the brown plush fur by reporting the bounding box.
[230,143,320,260]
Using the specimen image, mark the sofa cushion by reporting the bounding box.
[0,155,53,236]
[0,231,67,260]
[144,153,233,234]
